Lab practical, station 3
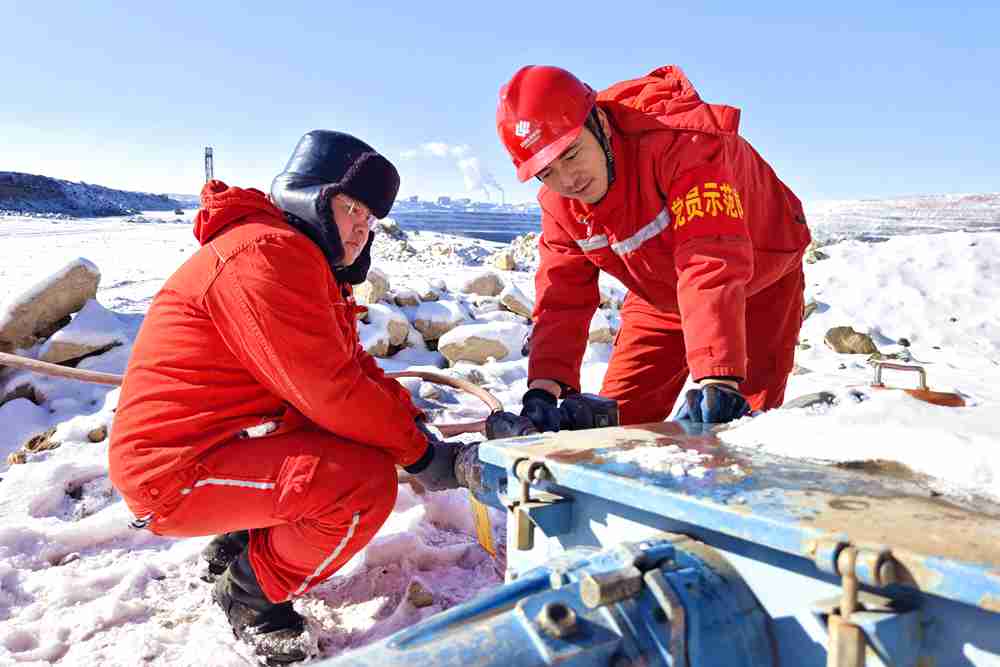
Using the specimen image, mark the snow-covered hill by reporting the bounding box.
[0,172,188,218]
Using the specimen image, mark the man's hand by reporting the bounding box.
[675,382,750,424]
[404,421,460,491]
[520,387,562,432]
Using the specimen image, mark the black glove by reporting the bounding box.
[485,411,539,439]
[404,421,459,491]
[520,388,562,432]
[559,394,596,430]
[675,384,750,424]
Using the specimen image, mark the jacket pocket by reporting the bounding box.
[272,453,321,522]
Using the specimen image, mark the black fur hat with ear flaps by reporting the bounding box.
[270,130,400,278]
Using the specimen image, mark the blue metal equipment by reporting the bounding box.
[324,422,1000,666]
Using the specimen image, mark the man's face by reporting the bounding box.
[331,194,373,266]
[536,123,609,205]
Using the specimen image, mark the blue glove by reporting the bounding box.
[520,388,562,432]
[404,421,459,491]
[675,384,750,424]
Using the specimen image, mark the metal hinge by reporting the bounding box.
[504,458,571,551]
[810,541,902,667]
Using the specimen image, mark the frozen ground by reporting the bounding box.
[0,195,999,665]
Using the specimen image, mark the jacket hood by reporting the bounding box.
[598,65,741,136]
[193,180,283,245]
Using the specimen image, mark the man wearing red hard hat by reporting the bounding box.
[497,65,811,429]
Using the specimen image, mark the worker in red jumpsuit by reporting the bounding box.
[496,66,811,430]
[109,130,459,663]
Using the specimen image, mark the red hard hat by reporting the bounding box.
[497,66,596,182]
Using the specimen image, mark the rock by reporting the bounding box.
[413,301,469,341]
[438,321,529,365]
[898,337,911,347]
[804,241,830,264]
[471,296,502,315]
[588,310,615,344]
[6,450,27,465]
[360,303,412,357]
[1,379,46,407]
[354,268,390,305]
[599,286,612,308]
[38,299,128,365]
[406,581,434,608]
[411,279,439,302]
[393,288,421,307]
[499,283,534,319]
[23,427,59,453]
[477,310,528,324]
[509,232,540,269]
[451,366,487,385]
[791,364,813,375]
[376,217,408,240]
[460,270,504,297]
[0,258,101,350]
[491,249,516,271]
[803,300,820,321]
[418,382,441,401]
[87,425,108,443]
[439,335,510,366]
[824,326,880,355]
[782,391,837,409]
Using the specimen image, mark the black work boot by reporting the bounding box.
[213,550,312,665]
[201,530,250,581]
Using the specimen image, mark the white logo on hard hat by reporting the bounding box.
[514,121,531,138]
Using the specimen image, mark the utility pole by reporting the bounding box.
[205,147,214,182]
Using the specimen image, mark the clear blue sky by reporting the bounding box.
[3,1,998,203]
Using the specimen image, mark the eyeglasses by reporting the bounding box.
[336,196,377,229]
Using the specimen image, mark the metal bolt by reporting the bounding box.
[580,566,644,609]
[536,601,578,639]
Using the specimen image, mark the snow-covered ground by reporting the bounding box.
[1,197,999,665]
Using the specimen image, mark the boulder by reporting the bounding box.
[0,258,100,350]
[38,299,128,365]
[354,268,390,305]
[824,326,880,354]
[438,321,530,365]
[499,283,534,319]
[360,303,412,357]
[393,288,421,307]
[413,301,469,341]
[460,271,504,297]
[491,249,516,271]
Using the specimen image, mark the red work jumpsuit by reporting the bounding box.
[109,181,427,603]
[529,66,811,424]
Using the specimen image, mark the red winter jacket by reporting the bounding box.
[530,66,811,389]
[109,182,426,511]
